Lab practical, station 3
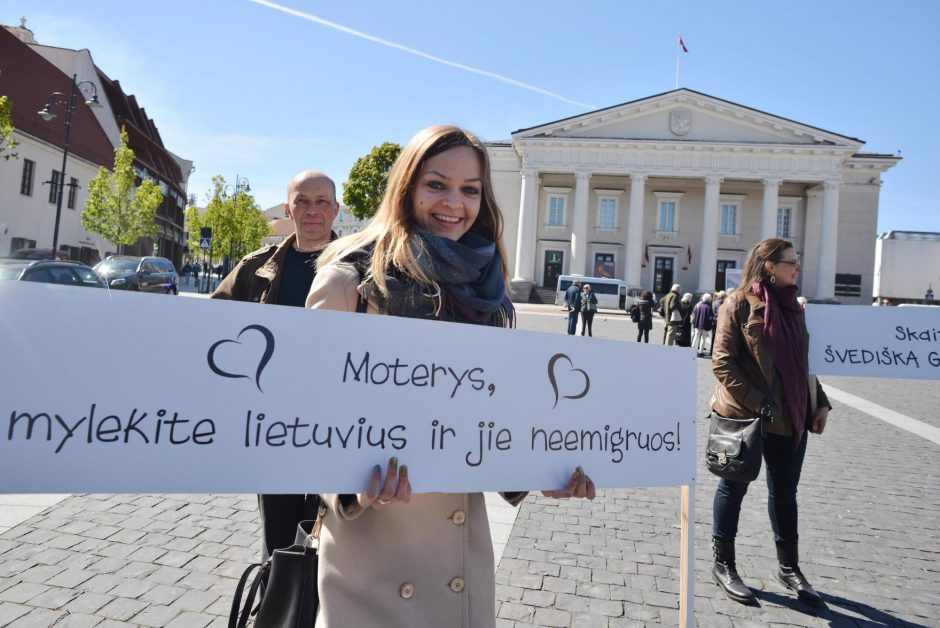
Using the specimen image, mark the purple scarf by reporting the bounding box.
[752,282,808,444]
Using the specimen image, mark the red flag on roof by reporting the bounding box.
[678,36,688,53]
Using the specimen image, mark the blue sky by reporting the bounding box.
[4,0,938,232]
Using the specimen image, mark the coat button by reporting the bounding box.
[449,577,465,593]
[451,510,466,525]
[400,583,414,599]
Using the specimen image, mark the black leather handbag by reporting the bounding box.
[229,516,322,628]
[705,374,778,483]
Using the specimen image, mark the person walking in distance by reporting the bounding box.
[564,278,582,335]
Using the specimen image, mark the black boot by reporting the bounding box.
[712,538,755,605]
[775,541,823,607]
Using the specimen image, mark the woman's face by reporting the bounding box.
[411,145,483,241]
[767,247,801,287]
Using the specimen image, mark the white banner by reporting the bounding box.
[0,282,697,494]
[807,304,940,380]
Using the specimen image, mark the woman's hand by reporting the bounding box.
[358,457,412,510]
[541,466,596,500]
[811,406,829,435]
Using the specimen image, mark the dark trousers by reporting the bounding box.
[258,493,321,560]
[636,327,650,343]
[567,309,579,335]
[580,311,595,336]
[712,432,808,543]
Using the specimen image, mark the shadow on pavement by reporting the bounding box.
[754,589,930,627]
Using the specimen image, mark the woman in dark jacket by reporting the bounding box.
[580,284,598,336]
[633,290,655,343]
[709,238,831,607]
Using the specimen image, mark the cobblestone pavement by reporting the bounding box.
[1,306,937,626]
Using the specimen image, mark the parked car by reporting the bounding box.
[8,248,70,261]
[0,259,107,288]
[93,255,179,294]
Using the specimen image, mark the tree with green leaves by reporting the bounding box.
[82,127,163,250]
[185,175,270,264]
[343,141,402,220]
[0,95,19,160]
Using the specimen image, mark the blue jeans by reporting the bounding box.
[567,309,579,335]
[712,431,808,543]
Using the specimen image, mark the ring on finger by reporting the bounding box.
[377,498,392,505]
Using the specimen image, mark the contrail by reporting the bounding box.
[248,0,597,110]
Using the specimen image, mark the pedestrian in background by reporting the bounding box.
[709,238,830,607]
[580,283,598,336]
[633,289,655,343]
[691,292,714,357]
[308,125,596,628]
[709,290,726,354]
[660,283,682,345]
[675,292,694,347]
[564,278,582,335]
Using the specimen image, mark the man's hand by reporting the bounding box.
[811,406,829,435]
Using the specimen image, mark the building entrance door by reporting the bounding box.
[543,250,563,288]
[654,257,674,295]
[716,260,736,292]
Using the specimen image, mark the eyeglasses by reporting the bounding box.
[776,258,801,267]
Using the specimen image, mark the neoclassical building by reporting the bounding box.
[487,89,899,304]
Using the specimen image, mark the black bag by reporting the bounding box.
[629,304,640,323]
[229,517,321,628]
[705,374,778,483]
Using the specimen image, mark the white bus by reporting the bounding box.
[554,275,628,310]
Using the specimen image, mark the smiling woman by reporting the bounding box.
[305,125,597,628]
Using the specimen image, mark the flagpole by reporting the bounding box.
[675,34,681,89]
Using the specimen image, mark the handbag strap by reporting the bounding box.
[303,500,328,549]
[229,562,266,628]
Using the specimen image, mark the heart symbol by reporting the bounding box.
[547,353,591,409]
[207,324,275,392]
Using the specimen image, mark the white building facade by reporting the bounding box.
[488,89,899,304]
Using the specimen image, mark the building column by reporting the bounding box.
[512,168,539,282]
[760,178,781,240]
[815,180,841,300]
[571,171,591,276]
[697,175,722,293]
[624,173,647,287]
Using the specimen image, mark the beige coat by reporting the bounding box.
[710,290,829,437]
[306,262,526,628]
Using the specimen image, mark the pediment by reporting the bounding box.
[512,89,862,149]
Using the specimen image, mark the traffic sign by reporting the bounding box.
[199,238,211,250]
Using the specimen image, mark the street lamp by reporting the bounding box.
[37,74,101,259]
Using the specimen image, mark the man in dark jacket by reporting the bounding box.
[212,170,339,559]
[564,278,583,335]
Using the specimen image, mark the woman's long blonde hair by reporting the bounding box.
[318,125,509,294]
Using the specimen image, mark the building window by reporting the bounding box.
[658,201,676,232]
[10,237,37,255]
[49,170,62,204]
[835,273,862,297]
[720,204,737,235]
[777,207,792,238]
[598,198,617,230]
[67,177,78,209]
[548,196,566,227]
[20,159,35,196]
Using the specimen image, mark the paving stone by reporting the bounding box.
[108,578,156,599]
[62,591,114,614]
[27,585,82,609]
[8,606,64,627]
[51,612,104,627]
[171,588,220,613]
[46,568,96,588]
[0,601,31,624]
[130,603,181,627]
[533,607,571,627]
[498,601,535,622]
[163,611,214,627]
[521,588,555,607]
[570,613,610,628]
[0,581,50,604]
[140,583,186,605]
[96,596,149,621]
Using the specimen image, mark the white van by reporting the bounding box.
[555,275,628,310]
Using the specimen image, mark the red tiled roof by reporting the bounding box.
[96,73,184,195]
[0,27,113,168]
